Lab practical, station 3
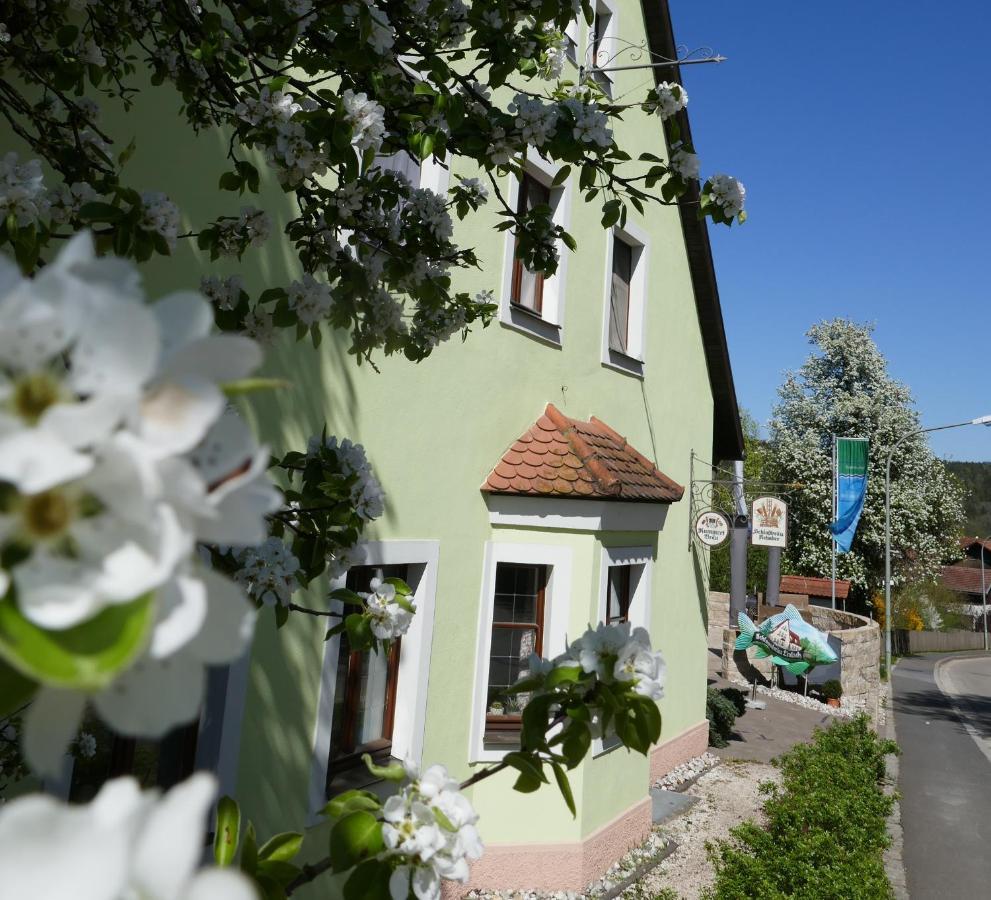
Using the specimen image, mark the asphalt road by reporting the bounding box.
[893,652,991,898]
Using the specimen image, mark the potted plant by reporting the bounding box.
[821,679,843,708]
[488,701,505,716]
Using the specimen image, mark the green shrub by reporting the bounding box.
[821,679,843,701]
[721,687,748,717]
[706,687,741,748]
[704,716,898,899]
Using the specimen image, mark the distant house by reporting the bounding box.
[939,561,991,629]
[780,574,851,608]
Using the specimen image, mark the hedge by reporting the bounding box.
[703,716,897,899]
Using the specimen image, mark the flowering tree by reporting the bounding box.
[769,319,965,604]
[0,0,743,896]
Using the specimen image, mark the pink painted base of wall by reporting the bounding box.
[649,720,708,783]
[442,720,708,898]
[442,797,651,897]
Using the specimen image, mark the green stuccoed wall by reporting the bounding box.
[2,0,718,863]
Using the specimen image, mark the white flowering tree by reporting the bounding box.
[0,1,742,897]
[769,319,965,604]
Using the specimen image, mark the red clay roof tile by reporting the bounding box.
[481,404,684,503]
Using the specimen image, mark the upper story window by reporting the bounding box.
[601,224,649,377]
[498,163,571,346]
[511,175,552,315]
[608,236,633,354]
[589,0,617,95]
[564,18,580,64]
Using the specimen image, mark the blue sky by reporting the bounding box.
[670,1,991,461]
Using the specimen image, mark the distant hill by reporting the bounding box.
[945,461,991,537]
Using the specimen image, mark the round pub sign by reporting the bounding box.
[694,511,731,548]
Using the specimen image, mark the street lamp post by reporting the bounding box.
[884,416,991,678]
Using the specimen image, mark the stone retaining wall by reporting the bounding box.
[708,590,730,630]
[719,604,881,723]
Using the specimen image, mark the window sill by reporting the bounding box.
[601,348,644,379]
[501,304,563,348]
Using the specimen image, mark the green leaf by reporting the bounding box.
[78,202,125,223]
[219,172,243,192]
[214,796,241,866]
[258,831,303,863]
[551,762,576,816]
[240,822,258,876]
[361,753,406,782]
[0,657,37,716]
[512,770,543,793]
[256,859,301,885]
[221,377,291,397]
[552,165,572,187]
[322,789,383,820]
[330,811,385,872]
[545,665,581,688]
[560,720,592,768]
[343,859,393,900]
[345,613,374,652]
[0,592,154,690]
[503,751,548,784]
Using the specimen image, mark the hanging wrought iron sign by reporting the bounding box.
[694,510,731,548]
[751,496,788,548]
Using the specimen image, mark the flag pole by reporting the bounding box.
[831,434,837,610]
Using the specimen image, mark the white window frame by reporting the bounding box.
[600,220,649,378]
[593,545,653,755]
[498,154,571,347]
[469,542,573,762]
[564,17,581,65]
[308,540,439,819]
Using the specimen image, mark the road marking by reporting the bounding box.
[933,657,991,768]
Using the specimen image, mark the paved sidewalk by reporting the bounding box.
[707,668,836,764]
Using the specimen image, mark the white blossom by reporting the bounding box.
[47,181,98,225]
[0,773,256,899]
[139,192,181,250]
[340,89,386,155]
[669,148,700,181]
[235,88,301,129]
[706,173,746,219]
[233,537,300,606]
[455,177,488,204]
[365,576,414,639]
[288,273,333,325]
[308,434,385,522]
[383,762,482,900]
[407,188,453,241]
[509,94,558,147]
[0,152,48,226]
[0,233,278,774]
[215,206,271,256]
[241,307,274,343]
[560,98,611,148]
[200,274,244,311]
[653,81,688,120]
[76,731,97,759]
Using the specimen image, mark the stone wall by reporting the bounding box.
[708,591,730,630]
[719,605,881,723]
[807,607,881,722]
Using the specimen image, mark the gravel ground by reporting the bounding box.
[654,752,721,790]
[635,761,781,900]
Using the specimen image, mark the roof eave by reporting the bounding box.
[639,0,745,462]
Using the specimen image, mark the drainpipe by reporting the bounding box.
[728,461,748,627]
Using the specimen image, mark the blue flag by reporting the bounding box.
[830,438,868,553]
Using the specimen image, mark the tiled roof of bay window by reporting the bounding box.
[481,404,684,503]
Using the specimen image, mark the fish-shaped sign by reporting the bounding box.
[735,604,838,676]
